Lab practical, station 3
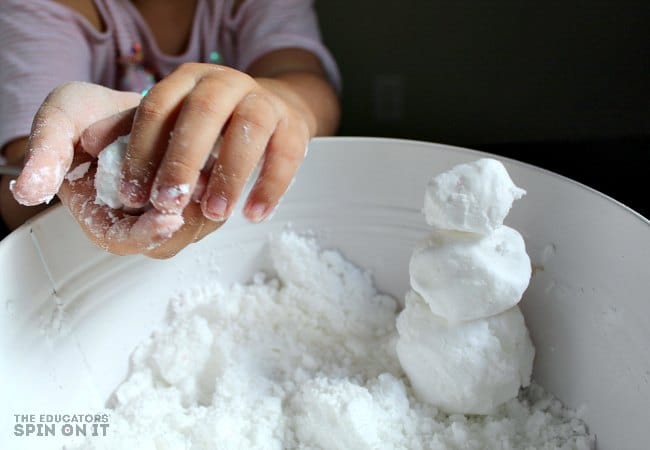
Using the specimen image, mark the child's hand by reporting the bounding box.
[57,147,220,258]
[11,82,142,206]
[87,62,315,224]
[10,82,204,257]
[12,58,332,257]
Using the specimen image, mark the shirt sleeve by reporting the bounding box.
[0,1,94,152]
[224,0,341,92]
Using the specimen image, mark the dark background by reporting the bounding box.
[316,0,649,218]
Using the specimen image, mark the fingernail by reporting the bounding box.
[246,203,268,223]
[120,180,147,207]
[151,183,190,214]
[203,195,228,221]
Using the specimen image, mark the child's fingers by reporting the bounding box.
[118,76,191,209]
[12,104,76,206]
[200,92,278,221]
[119,64,234,210]
[105,210,185,255]
[80,202,184,256]
[58,164,183,255]
[80,108,137,157]
[12,83,141,206]
[150,75,251,215]
[143,203,223,259]
[243,118,310,223]
[191,217,222,244]
[191,171,209,204]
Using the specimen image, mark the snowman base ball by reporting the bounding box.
[396,291,535,415]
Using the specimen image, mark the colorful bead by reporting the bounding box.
[118,42,157,94]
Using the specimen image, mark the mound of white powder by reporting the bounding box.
[68,232,593,450]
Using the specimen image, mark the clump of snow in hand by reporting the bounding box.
[94,136,128,209]
[65,161,91,182]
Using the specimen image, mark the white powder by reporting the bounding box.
[409,226,531,322]
[94,136,128,209]
[65,161,91,182]
[93,136,195,215]
[91,136,185,241]
[399,158,535,414]
[68,232,593,450]
[396,291,534,415]
[423,158,526,234]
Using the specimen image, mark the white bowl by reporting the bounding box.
[1,137,648,449]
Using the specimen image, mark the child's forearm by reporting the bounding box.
[248,49,341,138]
[261,72,340,137]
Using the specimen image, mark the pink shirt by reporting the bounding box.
[0,0,340,150]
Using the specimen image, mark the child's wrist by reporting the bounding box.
[256,76,319,137]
